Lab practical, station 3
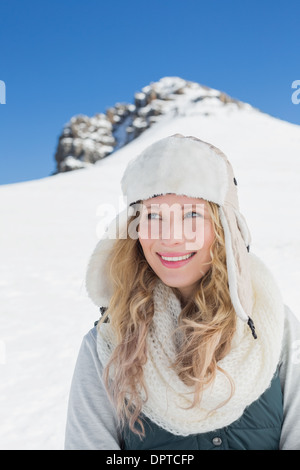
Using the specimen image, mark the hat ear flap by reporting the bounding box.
[234,209,251,251]
[85,209,129,307]
[218,206,253,324]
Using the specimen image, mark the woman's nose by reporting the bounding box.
[160,217,185,245]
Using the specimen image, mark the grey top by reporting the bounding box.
[64,306,300,450]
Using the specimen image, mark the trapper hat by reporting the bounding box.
[86,134,256,338]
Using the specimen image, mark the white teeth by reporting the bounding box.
[161,253,195,261]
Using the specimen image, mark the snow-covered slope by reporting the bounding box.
[1,78,300,449]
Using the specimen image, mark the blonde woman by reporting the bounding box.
[65,135,300,450]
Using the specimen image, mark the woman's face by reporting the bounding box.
[137,194,215,300]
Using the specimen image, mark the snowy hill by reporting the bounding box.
[0,77,300,449]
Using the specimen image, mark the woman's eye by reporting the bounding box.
[184,211,203,218]
[147,212,160,220]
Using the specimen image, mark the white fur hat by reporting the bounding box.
[86,134,256,338]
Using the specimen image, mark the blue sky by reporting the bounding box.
[0,0,299,185]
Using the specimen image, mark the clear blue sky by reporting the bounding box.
[0,0,299,185]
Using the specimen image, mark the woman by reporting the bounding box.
[65,134,300,450]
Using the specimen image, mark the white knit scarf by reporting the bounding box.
[97,253,284,435]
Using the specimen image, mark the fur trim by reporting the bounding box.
[85,209,128,307]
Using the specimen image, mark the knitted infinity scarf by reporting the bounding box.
[97,253,284,435]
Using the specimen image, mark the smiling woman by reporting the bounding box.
[65,134,300,450]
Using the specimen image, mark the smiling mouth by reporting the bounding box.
[159,252,196,261]
[156,251,197,268]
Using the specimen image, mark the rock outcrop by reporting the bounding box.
[53,77,244,173]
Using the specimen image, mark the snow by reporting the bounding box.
[0,88,300,449]
[60,155,90,170]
